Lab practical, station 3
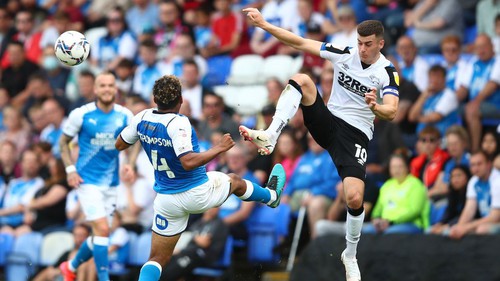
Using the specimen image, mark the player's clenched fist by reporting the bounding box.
[218,133,235,152]
[242,8,266,27]
[364,88,378,110]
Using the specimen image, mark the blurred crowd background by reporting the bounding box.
[0,0,499,280]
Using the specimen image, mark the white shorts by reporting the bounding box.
[152,171,231,236]
[77,184,117,223]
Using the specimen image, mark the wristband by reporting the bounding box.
[65,165,77,174]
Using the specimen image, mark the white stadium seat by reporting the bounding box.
[260,55,296,84]
[40,231,74,267]
[213,85,269,116]
[226,55,265,85]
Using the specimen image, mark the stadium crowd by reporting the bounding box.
[0,0,499,280]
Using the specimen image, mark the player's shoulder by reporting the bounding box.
[113,104,134,116]
[322,42,354,56]
[68,102,97,118]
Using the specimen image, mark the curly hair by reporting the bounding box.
[153,75,182,109]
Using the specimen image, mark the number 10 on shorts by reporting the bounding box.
[354,144,367,166]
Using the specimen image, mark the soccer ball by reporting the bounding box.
[54,31,90,66]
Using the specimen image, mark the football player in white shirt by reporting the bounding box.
[240,8,399,281]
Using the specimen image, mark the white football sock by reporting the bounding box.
[266,83,302,142]
[345,210,365,259]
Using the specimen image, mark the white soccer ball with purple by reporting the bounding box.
[54,31,90,66]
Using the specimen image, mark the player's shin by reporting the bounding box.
[93,236,110,281]
[345,207,365,259]
[267,80,302,141]
[138,261,163,281]
[238,180,276,204]
[69,237,94,271]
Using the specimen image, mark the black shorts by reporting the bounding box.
[301,92,369,181]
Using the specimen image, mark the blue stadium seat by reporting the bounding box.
[129,232,151,267]
[246,204,291,263]
[0,233,14,266]
[463,25,477,45]
[202,55,233,88]
[6,232,43,281]
[192,236,234,277]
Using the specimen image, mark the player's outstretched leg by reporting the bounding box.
[240,74,317,155]
[60,237,94,281]
[230,164,286,208]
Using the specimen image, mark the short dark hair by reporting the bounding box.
[140,38,157,50]
[429,64,446,77]
[183,59,199,71]
[357,20,384,39]
[8,40,24,49]
[153,75,182,110]
[496,14,500,22]
[79,70,95,80]
[116,58,135,69]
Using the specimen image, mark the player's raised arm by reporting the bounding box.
[179,133,235,171]
[365,90,398,121]
[243,8,323,56]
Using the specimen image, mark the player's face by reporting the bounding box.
[94,74,117,106]
[357,35,383,64]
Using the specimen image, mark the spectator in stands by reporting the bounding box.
[31,142,52,180]
[266,77,285,107]
[115,59,135,98]
[198,93,240,141]
[0,140,21,184]
[405,0,463,54]
[494,14,500,54]
[476,0,500,38]
[0,106,31,157]
[0,86,8,132]
[441,35,468,91]
[1,10,42,67]
[430,165,471,235]
[107,212,131,274]
[14,72,70,118]
[315,177,379,237]
[117,166,155,234]
[160,207,229,281]
[282,134,341,237]
[449,151,500,239]
[71,71,95,110]
[481,130,500,170]
[429,126,470,199]
[192,6,212,50]
[273,128,304,186]
[456,34,500,152]
[39,11,71,50]
[0,149,44,234]
[411,126,450,189]
[40,98,67,159]
[363,154,429,234]
[200,0,243,58]
[32,224,92,281]
[318,67,334,103]
[154,0,190,60]
[168,32,208,79]
[91,7,138,72]
[387,57,420,150]
[133,39,169,102]
[1,41,39,98]
[85,0,130,28]
[52,0,85,32]
[408,65,460,136]
[250,0,299,56]
[326,6,357,48]
[396,36,429,92]
[14,158,69,237]
[40,46,70,95]
[219,143,258,240]
[0,7,14,60]
[126,0,160,37]
[27,104,47,144]
[181,59,204,120]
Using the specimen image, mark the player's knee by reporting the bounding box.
[345,191,363,209]
[92,222,110,237]
[291,73,315,89]
[228,173,245,192]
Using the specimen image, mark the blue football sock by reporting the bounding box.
[238,180,275,203]
[138,261,162,281]
[70,237,93,271]
[93,236,109,281]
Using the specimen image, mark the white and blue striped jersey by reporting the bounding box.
[63,103,133,187]
[120,109,209,194]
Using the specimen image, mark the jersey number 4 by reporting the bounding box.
[151,150,176,178]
